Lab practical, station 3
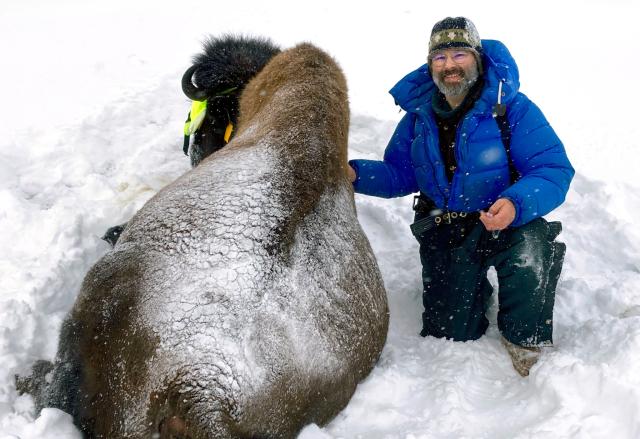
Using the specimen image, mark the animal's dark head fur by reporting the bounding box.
[192,34,281,94]
[184,35,281,167]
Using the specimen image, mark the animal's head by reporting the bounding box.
[182,35,281,167]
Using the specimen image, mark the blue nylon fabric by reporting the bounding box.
[350,39,574,227]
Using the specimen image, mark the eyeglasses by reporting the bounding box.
[429,50,472,66]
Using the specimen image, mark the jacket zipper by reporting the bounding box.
[424,114,450,209]
[448,116,467,210]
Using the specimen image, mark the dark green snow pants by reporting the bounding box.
[412,212,566,346]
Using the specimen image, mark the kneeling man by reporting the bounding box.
[348,17,574,376]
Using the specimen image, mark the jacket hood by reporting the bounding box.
[389,39,520,115]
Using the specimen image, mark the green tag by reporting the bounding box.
[184,100,208,136]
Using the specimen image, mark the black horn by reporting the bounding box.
[181,65,208,101]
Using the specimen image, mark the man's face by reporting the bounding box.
[430,49,480,97]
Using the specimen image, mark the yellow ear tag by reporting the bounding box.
[224,122,234,143]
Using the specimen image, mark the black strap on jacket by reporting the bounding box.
[495,111,520,184]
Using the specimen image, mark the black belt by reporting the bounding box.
[432,210,473,224]
[410,195,479,236]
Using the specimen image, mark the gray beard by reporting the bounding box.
[433,67,480,98]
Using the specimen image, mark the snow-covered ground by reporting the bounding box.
[1,1,639,438]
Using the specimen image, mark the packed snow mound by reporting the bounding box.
[2,92,640,437]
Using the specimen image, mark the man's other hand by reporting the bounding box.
[479,198,516,231]
[347,165,357,183]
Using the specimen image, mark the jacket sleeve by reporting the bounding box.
[500,95,575,226]
[348,112,419,198]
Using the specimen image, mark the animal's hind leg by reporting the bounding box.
[39,317,85,420]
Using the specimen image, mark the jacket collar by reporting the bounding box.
[389,39,520,116]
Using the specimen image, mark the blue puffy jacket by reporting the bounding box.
[350,39,574,227]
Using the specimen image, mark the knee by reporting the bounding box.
[508,219,563,266]
[512,218,563,246]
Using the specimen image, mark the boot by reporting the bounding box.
[501,337,542,377]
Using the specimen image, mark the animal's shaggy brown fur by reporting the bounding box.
[229,43,351,255]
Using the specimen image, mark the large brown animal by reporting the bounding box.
[39,41,389,438]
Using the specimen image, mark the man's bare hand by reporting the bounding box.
[347,165,357,183]
[479,198,516,231]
